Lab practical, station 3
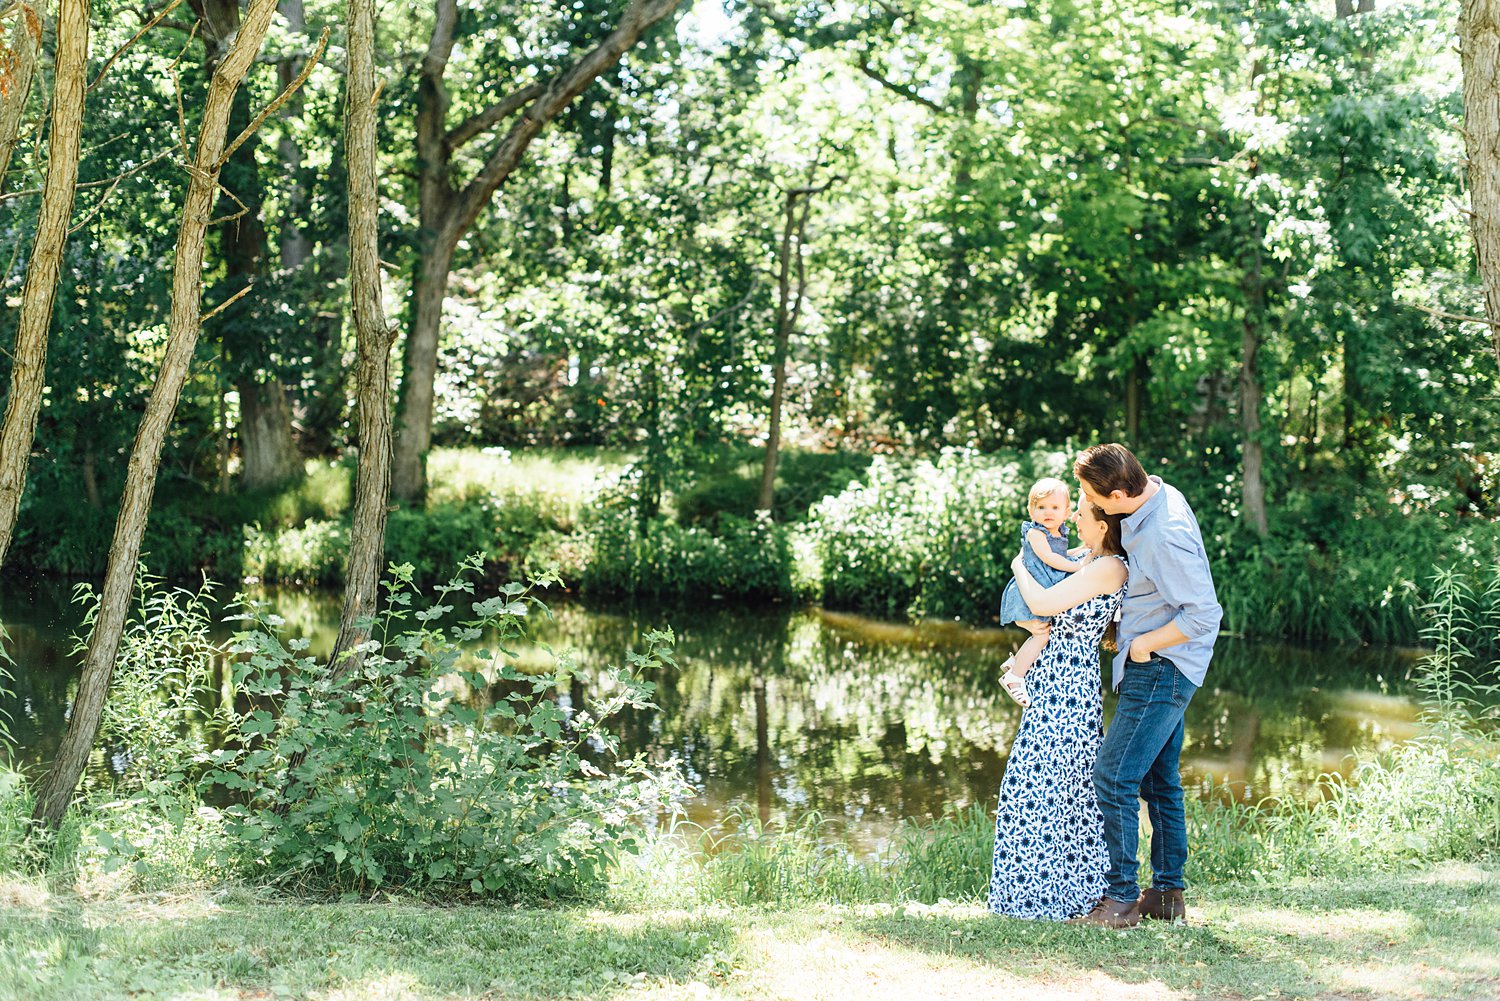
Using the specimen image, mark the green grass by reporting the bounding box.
[0,864,1495,1000]
[427,446,635,522]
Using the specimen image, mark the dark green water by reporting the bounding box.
[0,576,1423,850]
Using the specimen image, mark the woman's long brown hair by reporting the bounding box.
[1084,501,1127,651]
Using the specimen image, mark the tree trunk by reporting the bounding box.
[390,0,683,501]
[0,0,88,571]
[392,238,454,500]
[1239,303,1269,537]
[758,190,804,514]
[195,0,302,491]
[0,3,42,190]
[277,0,312,268]
[237,378,303,488]
[1461,0,1500,370]
[758,178,832,513]
[330,0,398,673]
[32,0,285,831]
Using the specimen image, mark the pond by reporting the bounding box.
[0,576,1424,852]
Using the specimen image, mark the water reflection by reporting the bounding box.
[0,578,1422,850]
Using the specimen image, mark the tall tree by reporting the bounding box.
[32,0,304,829]
[0,0,89,569]
[191,0,303,489]
[0,2,42,190]
[758,174,835,514]
[1462,0,1500,370]
[391,0,684,500]
[330,0,397,671]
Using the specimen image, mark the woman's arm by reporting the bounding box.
[1027,528,1083,572]
[1010,553,1126,617]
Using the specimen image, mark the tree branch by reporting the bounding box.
[0,148,173,204]
[444,83,545,152]
[91,0,187,92]
[447,0,682,242]
[64,150,176,231]
[214,26,328,171]
[855,53,943,112]
[1408,301,1500,328]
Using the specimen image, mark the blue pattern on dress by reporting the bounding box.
[988,554,1125,921]
[998,520,1071,625]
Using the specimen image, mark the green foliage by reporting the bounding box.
[79,572,226,792]
[807,449,1058,622]
[580,508,795,601]
[204,559,686,900]
[243,519,348,586]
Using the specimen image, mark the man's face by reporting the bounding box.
[1079,477,1125,515]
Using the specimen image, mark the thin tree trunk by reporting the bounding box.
[392,239,454,500]
[277,0,312,267]
[195,0,302,491]
[1239,295,1270,537]
[0,3,42,190]
[758,190,803,515]
[330,0,397,673]
[758,178,834,514]
[390,0,683,501]
[0,0,88,570]
[1461,0,1500,370]
[1237,49,1271,539]
[32,0,287,831]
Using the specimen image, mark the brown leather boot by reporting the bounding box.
[1066,897,1140,928]
[1137,887,1186,922]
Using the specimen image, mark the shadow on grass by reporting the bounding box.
[0,895,739,1001]
[842,907,1291,1000]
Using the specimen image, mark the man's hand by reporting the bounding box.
[1128,637,1155,663]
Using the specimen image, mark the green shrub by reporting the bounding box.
[808,450,1053,622]
[204,559,686,900]
[77,573,226,793]
[581,510,794,601]
[243,518,348,586]
[674,450,874,527]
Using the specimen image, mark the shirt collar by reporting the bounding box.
[1122,475,1166,533]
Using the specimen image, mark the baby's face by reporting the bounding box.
[1030,489,1070,531]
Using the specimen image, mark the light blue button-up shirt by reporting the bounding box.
[1113,476,1223,691]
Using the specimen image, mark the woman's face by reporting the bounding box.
[1076,502,1107,551]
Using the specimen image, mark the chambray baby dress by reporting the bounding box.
[998,520,1071,625]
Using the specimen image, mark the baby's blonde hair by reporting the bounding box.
[1027,477,1070,509]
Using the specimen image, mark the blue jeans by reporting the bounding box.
[1094,654,1199,903]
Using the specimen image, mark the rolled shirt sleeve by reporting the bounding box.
[1156,539,1223,641]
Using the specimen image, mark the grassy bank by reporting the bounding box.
[9,444,1500,645]
[1,865,1496,1000]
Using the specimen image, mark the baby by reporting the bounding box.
[998,477,1083,706]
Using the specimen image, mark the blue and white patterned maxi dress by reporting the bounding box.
[988,555,1125,920]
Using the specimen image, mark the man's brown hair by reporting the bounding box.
[1074,443,1149,498]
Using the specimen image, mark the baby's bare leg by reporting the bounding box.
[1010,620,1051,676]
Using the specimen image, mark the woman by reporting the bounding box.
[988,500,1128,921]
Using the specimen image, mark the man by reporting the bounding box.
[1070,443,1222,928]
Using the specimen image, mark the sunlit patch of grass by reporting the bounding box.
[427,445,634,521]
[1,867,1498,1000]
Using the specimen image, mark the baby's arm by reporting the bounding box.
[1026,528,1084,573]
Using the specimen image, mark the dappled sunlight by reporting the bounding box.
[1411,862,1500,888]
[1220,905,1417,942]
[1327,959,1500,1000]
[0,878,50,909]
[736,920,1187,1001]
[312,970,429,1001]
